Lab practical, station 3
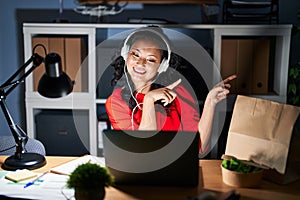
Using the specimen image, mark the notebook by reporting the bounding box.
[102,129,199,187]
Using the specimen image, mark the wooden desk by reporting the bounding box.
[1,156,300,200]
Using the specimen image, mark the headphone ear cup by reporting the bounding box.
[121,45,130,60]
[157,58,169,74]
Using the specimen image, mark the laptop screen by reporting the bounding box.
[102,130,199,187]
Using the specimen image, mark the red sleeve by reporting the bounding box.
[105,88,132,130]
[175,85,200,132]
[175,85,209,155]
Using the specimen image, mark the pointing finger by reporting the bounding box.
[215,74,237,88]
[166,79,182,90]
[223,74,237,84]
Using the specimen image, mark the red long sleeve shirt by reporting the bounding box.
[105,84,200,132]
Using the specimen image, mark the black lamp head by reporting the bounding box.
[38,53,74,98]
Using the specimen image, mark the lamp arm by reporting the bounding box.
[0,53,43,159]
[0,53,43,96]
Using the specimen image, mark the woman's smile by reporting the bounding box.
[133,66,146,75]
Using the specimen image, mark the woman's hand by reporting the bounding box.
[144,79,182,106]
[139,79,181,130]
[198,74,237,154]
[206,75,237,106]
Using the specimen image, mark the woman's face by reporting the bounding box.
[126,39,162,90]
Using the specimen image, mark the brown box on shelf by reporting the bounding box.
[32,37,49,91]
[221,38,270,95]
[32,37,87,92]
[221,39,237,93]
[65,38,86,92]
[236,39,253,94]
[252,39,269,94]
[49,38,66,71]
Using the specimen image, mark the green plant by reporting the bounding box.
[288,62,300,106]
[67,163,114,190]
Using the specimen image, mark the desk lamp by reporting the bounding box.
[0,44,74,170]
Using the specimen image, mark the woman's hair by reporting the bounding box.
[109,27,184,110]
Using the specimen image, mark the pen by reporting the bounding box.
[24,172,48,188]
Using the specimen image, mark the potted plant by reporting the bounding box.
[67,162,114,200]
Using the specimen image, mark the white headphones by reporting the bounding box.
[120,27,171,74]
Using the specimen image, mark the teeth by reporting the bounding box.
[134,67,146,74]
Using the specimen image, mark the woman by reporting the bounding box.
[105,26,236,154]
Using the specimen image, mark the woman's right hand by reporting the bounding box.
[144,79,182,106]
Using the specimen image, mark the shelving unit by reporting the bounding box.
[23,23,292,156]
[23,24,97,155]
[214,24,292,103]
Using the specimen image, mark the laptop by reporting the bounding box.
[102,129,199,187]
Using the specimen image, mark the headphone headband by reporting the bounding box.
[121,27,171,73]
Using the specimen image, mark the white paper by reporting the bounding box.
[0,171,74,200]
[50,155,106,175]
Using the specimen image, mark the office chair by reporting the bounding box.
[0,136,46,156]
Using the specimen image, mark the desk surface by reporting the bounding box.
[1,156,300,200]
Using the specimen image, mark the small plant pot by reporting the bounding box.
[75,187,105,200]
[221,165,263,188]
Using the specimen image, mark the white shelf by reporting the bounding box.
[23,24,97,155]
[213,24,292,103]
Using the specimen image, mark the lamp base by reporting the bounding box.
[2,153,46,171]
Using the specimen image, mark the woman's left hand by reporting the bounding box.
[206,74,237,106]
[144,79,182,106]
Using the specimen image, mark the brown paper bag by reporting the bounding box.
[225,95,300,184]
